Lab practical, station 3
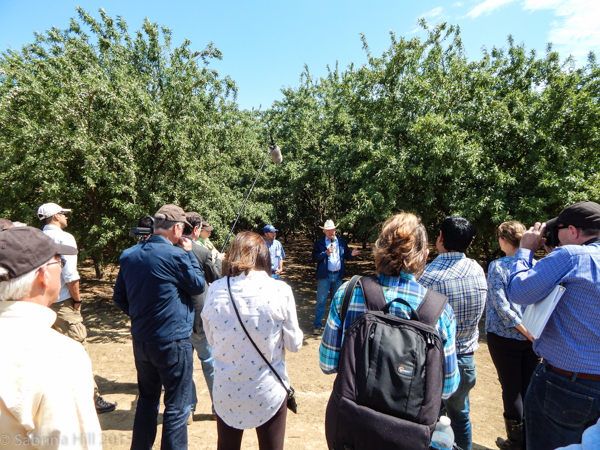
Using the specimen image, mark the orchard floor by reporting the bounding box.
[82,237,504,450]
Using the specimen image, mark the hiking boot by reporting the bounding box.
[95,396,117,414]
[187,413,194,425]
[313,327,322,336]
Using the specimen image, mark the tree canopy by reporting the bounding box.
[1,13,598,271]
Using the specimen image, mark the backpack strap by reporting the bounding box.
[340,275,362,326]
[357,275,387,311]
[415,289,449,327]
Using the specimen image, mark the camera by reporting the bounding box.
[129,215,154,239]
[543,219,560,248]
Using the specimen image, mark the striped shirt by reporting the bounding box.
[319,273,459,399]
[419,253,487,355]
[508,241,600,374]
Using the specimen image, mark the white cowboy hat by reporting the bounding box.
[319,220,337,230]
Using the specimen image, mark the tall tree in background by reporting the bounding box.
[0,8,268,276]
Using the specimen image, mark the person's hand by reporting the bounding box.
[178,237,193,252]
[520,222,546,252]
[327,245,334,255]
[351,248,361,257]
[73,302,82,311]
[544,244,556,254]
[275,269,282,275]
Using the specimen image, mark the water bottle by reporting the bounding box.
[430,416,454,450]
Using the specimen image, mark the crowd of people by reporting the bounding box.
[0,200,599,450]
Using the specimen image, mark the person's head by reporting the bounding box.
[37,203,71,229]
[263,225,277,243]
[0,218,13,230]
[0,227,77,305]
[153,204,190,244]
[374,213,429,277]
[552,201,600,246]
[437,216,475,253]
[223,231,272,277]
[200,220,214,240]
[497,221,526,251]
[184,212,204,240]
[320,220,336,240]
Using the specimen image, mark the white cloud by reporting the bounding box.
[453,2,464,7]
[524,0,600,61]
[466,0,517,18]
[421,7,444,19]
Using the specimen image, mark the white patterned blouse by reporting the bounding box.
[202,270,303,429]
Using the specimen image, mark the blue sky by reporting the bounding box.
[1,0,598,111]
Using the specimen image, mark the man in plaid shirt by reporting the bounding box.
[419,216,487,450]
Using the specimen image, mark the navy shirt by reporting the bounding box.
[113,235,205,343]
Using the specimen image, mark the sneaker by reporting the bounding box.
[95,396,117,414]
[313,327,322,336]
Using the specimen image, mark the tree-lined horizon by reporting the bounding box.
[1,9,599,274]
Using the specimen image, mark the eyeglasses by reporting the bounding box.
[46,258,65,268]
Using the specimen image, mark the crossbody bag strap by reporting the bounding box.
[226,276,291,394]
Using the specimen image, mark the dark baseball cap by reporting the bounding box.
[555,201,600,229]
[154,204,191,227]
[0,227,77,281]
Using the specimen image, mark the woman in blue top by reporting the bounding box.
[486,221,539,450]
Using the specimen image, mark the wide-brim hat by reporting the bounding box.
[37,203,71,220]
[0,227,77,281]
[319,220,337,230]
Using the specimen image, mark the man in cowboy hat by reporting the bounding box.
[311,220,360,335]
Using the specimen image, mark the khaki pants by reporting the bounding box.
[50,298,98,397]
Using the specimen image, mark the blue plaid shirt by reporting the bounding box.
[508,242,600,374]
[419,253,487,355]
[319,273,460,399]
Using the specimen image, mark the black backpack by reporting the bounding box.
[325,275,449,450]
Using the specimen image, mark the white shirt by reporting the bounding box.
[202,271,303,429]
[42,225,80,303]
[0,301,101,449]
[326,237,341,272]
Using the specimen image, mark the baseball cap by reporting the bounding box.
[556,201,600,229]
[154,204,191,227]
[37,203,71,220]
[0,227,77,281]
[263,225,277,234]
[201,221,214,232]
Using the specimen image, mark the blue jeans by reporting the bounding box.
[313,272,343,328]
[524,361,600,450]
[271,273,281,280]
[444,353,476,450]
[190,330,214,406]
[131,338,193,450]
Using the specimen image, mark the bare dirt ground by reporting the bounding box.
[82,237,503,449]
